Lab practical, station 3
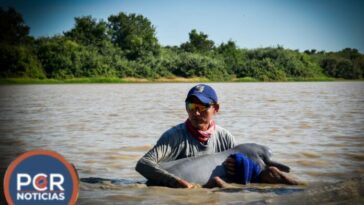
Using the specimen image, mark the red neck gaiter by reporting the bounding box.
[185,119,216,143]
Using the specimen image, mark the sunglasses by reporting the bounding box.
[186,102,213,112]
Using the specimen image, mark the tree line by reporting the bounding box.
[0,7,363,81]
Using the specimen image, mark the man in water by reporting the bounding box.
[135,84,236,188]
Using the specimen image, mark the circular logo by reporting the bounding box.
[3,150,79,205]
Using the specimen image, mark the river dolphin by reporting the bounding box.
[159,143,290,185]
[80,143,291,186]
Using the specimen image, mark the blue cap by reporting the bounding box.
[185,84,218,105]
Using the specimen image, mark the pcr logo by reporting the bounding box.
[3,150,79,205]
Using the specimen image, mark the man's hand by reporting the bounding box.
[176,178,199,188]
[203,176,231,188]
[259,166,303,185]
[223,156,236,176]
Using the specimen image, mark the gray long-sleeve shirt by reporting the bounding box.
[135,123,236,187]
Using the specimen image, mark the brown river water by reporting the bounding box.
[0,82,363,204]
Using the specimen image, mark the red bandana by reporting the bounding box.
[185,119,216,143]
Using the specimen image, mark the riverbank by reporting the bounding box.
[0,76,353,84]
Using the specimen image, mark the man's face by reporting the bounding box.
[186,96,219,130]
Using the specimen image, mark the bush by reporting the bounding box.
[235,47,324,81]
[35,37,122,78]
[318,49,363,79]
[0,43,45,78]
[171,52,230,81]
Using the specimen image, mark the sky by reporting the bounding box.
[1,0,364,53]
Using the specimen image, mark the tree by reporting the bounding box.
[170,52,229,81]
[217,40,243,74]
[304,49,317,55]
[0,44,45,78]
[35,37,80,78]
[320,57,339,77]
[338,48,361,61]
[64,16,109,46]
[318,48,363,79]
[180,29,215,53]
[234,47,324,80]
[0,7,45,78]
[35,36,124,78]
[107,12,160,60]
[0,7,30,44]
[236,58,287,81]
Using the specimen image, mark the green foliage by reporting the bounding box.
[0,7,30,44]
[36,37,79,78]
[108,12,160,60]
[312,48,364,79]
[217,40,245,75]
[0,7,44,78]
[181,29,215,53]
[158,47,180,77]
[0,44,45,78]
[1,7,363,82]
[237,58,287,81]
[64,16,109,46]
[170,52,230,81]
[235,47,325,81]
[35,37,122,78]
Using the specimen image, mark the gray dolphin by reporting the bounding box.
[81,143,296,187]
[159,143,290,185]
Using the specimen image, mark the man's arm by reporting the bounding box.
[135,147,184,188]
[135,131,193,188]
[226,129,236,149]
